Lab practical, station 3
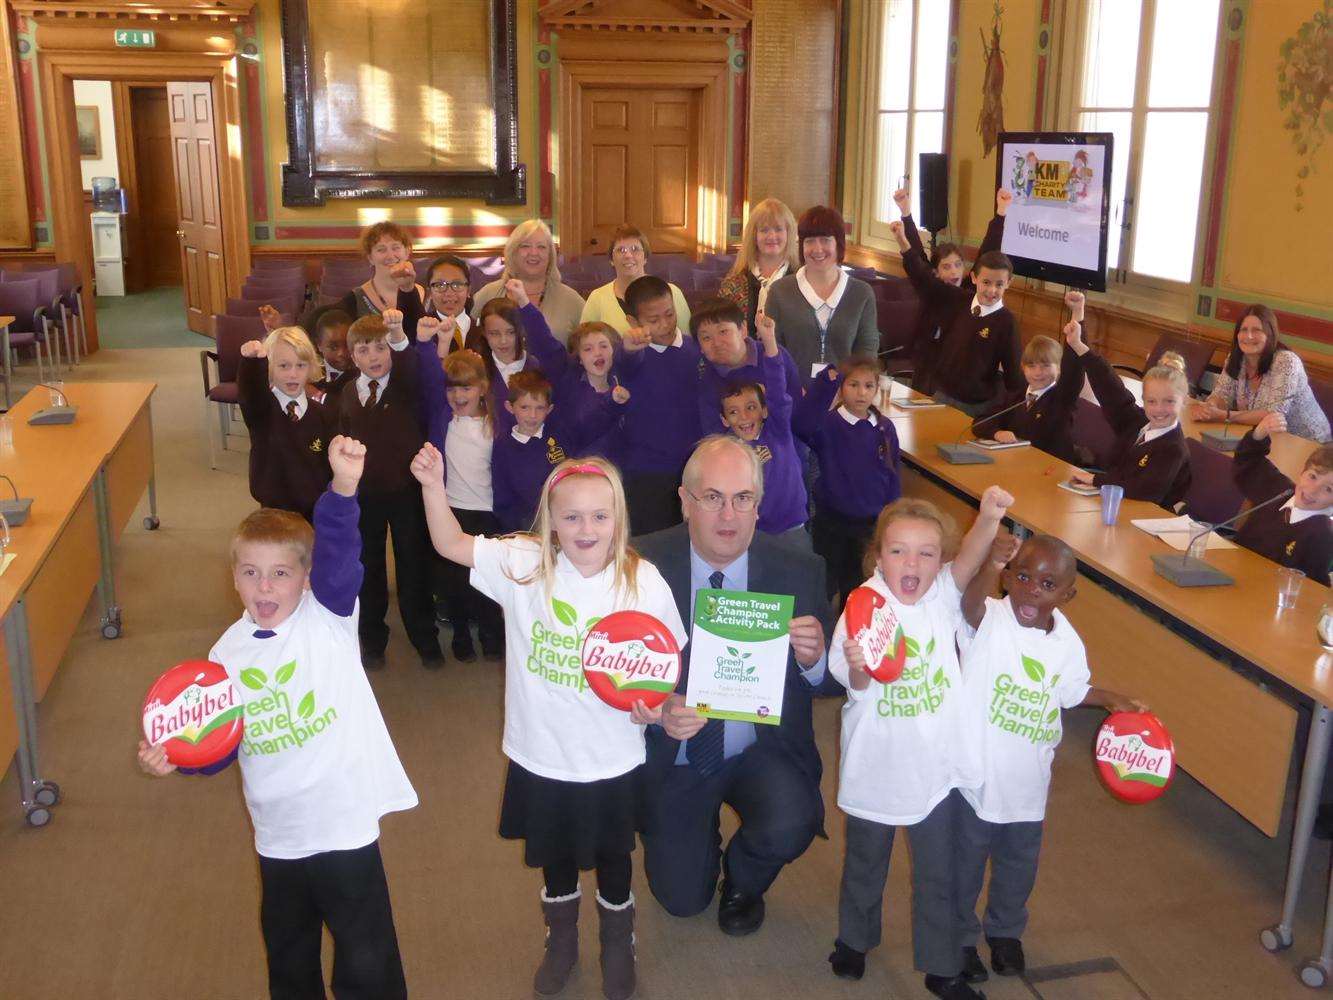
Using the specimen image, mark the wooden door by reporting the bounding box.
[167,82,225,334]
[130,87,181,290]
[578,87,699,256]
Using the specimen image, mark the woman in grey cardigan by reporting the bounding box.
[764,205,879,386]
[472,219,586,344]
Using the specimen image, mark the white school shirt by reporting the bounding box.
[1136,420,1179,445]
[1284,498,1333,525]
[470,535,688,782]
[208,592,417,859]
[496,353,528,385]
[445,415,494,511]
[353,337,409,405]
[969,295,1004,319]
[958,597,1091,823]
[270,387,308,419]
[828,564,979,826]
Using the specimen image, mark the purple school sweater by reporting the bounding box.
[521,301,625,458]
[698,340,802,435]
[793,369,901,520]
[615,335,704,475]
[735,352,807,534]
[492,428,570,532]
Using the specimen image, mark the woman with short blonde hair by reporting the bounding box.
[472,219,587,345]
[719,198,801,335]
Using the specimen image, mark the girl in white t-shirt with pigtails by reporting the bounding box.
[826,487,1013,1000]
[410,444,685,1000]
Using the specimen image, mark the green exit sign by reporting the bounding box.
[114,29,156,48]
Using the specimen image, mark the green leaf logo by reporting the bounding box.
[742,651,751,659]
[931,667,945,686]
[726,645,739,656]
[1022,655,1045,684]
[1046,707,1059,723]
[297,690,316,719]
[275,660,296,685]
[925,636,936,655]
[1049,673,1061,689]
[240,668,268,691]
[552,598,579,628]
[904,636,920,657]
[746,664,756,675]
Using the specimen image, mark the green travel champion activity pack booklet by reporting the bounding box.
[685,588,794,725]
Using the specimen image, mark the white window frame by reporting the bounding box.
[851,0,951,253]
[1059,0,1224,317]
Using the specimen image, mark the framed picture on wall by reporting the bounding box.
[76,105,101,160]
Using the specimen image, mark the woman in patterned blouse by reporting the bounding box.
[1192,304,1330,442]
[717,198,801,336]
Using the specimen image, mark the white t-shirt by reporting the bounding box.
[445,414,494,510]
[209,592,417,860]
[829,565,979,826]
[958,597,1091,823]
[471,535,688,782]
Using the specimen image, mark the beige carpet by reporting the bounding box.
[0,345,1327,999]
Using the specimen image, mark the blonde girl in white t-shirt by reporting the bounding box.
[953,533,1144,984]
[410,445,686,1000]
[826,487,1012,1000]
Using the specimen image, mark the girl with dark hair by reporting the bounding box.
[422,254,476,357]
[1192,304,1330,442]
[763,205,879,386]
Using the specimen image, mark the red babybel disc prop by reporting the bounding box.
[843,586,908,683]
[1094,711,1175,804]
[581,610,682,711]
[141,660,244,768]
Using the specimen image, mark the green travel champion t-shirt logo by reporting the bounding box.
[238,659,338,756]
[988,654,1063,745]
[875,631,949,718]
[528,597,602,692]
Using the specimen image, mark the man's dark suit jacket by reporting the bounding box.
[633,524,840,824]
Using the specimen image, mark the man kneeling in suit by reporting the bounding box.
[636,435,839,935]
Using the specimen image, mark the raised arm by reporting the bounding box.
[311,436,367,617]
[507,279,568,381]
[413,316,452,452]
[965,189,1011,290]
[1234,414,1297,504]
[952,486,1014,589]
[962,533,1020,630]
[411,443,479,567]
[756,312,793,429]
[793,365,840,444]
[237,343,272,429]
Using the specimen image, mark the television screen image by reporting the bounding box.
[995,131,1113,292]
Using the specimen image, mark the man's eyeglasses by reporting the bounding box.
[685,489,758,513]
[429,280,469,292]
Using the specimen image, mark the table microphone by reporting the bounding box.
[1152,487,1294,587]
[937,395,1030,465]
[1201,393,1296,453]
[29,383,77,426]
[0,472,32,525]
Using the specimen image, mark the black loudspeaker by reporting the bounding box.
[918,152,948,233]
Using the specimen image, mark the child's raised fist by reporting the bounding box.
[416,314,443,343]
[893,187,911,215]
[327,435,366,492]
[996,188,1013,215]
[137,739,177,777]
[389,260,416,290]
[503,278,529,308]
[979,485,1015,521]
[382,308,403,330]
[258,304,282,332]
[240,339,267,359]
[410,442,446,488]
[755,311,778,351]
[990,531,1021,568]
[1064,289,1085,321]
[611,385,630,404]
[1063,318,1085,350]
[888,220,904,238]
[621,324,650,353]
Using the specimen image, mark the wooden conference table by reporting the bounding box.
[880,382,1333,983]
[0,381,159,827]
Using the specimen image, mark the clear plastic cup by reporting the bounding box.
[1278,567,1306,610]
[1099,484,1124,525]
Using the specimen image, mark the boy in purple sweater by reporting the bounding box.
[719,312,809,547]
[793,356,902,607]
[616,275,704,535]
[491,370,629,532]
[692,298,802,435]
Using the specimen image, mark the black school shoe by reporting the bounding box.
[451,633,478,663]
[419,648,446,671]
[828,940,865,980]
[961,946,989,983]
[924,973,988,999]
[361,646,386,671]
[717,879,765,936]
[986,936,1025,976]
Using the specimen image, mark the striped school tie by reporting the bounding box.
[685,571,728,777]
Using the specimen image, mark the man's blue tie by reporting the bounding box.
[686,571,727,776]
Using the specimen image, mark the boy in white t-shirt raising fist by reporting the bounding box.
[138,435,418,999]
[955,533,1144,985]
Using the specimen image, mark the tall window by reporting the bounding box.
[1075,0,1221,284]
[863,0,950,242]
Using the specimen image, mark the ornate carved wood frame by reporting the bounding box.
[278,0,525,206]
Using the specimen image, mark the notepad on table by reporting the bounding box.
[1130,515,1237,551]
[1057,480,1100,497]
[972,438,1031,450]
[894,397,945,410]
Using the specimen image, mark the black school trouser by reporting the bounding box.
[437,507,504,649]
[640,738,822,917]
[811,510,877,611]
[357,485,440,658]
[624,470,683,537]
[258,840,406,1000]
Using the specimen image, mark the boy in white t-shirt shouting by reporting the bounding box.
[138,436,417,999]
[955,533,1144,985]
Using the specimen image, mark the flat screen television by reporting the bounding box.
[994,131,1113,292]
